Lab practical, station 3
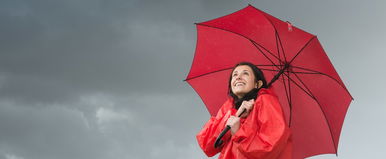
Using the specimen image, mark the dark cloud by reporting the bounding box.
[0,101,109,159]
[0,0,203,104]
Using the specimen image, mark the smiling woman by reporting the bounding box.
[196,62,292,159]
[228,62,267,109]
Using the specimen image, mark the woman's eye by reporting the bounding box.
[233,74,237,77]
[243,72,249,75]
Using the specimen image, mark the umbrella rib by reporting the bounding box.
[281,71,292,126]
[250,40,284,66]
[293,66,341,82]
[281,71,291,107]
[281,72,316,100]
[260,68,281,72]
[287,69,293,126]
[281,73,292,127]
[291,66,354,100]
[249,5,286,64]
[276,31,282,64]
[249,5,287,64]
[292,72,338,154]
[184,67,233,81]
[276,30,288,63]
[288,36,316,65]
[287,71,320,75]
[196,23,283,64]
[250,41,282,70]
[292,73,316,99]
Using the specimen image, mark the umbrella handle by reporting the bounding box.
[214,125,230,148]
[214,108,246,148]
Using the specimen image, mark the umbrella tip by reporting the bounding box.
[286,21,293,32]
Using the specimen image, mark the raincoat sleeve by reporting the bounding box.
[231,94,290,159]
[196,102,234,157]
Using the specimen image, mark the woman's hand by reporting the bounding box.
[226,116,240,135]
[236,99,254,118]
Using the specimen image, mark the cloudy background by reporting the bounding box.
[0,0,385,159]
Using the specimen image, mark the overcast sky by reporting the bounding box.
[0,0,385,159]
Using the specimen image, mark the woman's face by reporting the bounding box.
[231,65,258,99]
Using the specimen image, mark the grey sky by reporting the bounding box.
[0,0,385,159]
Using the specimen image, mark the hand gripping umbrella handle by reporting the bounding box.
[214,108,246,148]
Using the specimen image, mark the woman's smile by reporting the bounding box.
[234,81,246,86]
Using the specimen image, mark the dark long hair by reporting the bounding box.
[228,62,268,109]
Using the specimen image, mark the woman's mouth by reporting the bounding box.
[234,82,245,86]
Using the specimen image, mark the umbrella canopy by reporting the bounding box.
[185,5,353,159]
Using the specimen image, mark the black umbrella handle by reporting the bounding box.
[214,108,246,148]
[214,125,230,148]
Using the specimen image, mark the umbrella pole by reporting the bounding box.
[268,63,289,87]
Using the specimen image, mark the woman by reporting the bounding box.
[196,62,292,159]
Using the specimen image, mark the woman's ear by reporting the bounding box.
[256,80,263,89]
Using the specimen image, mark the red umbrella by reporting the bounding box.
[185,5,353,159]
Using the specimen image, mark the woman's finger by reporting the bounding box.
[236,106,246,117]
[237,99,255,118]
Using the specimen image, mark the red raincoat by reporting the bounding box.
[197,88,292,159]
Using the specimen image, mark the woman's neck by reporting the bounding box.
[234,88,259,109]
